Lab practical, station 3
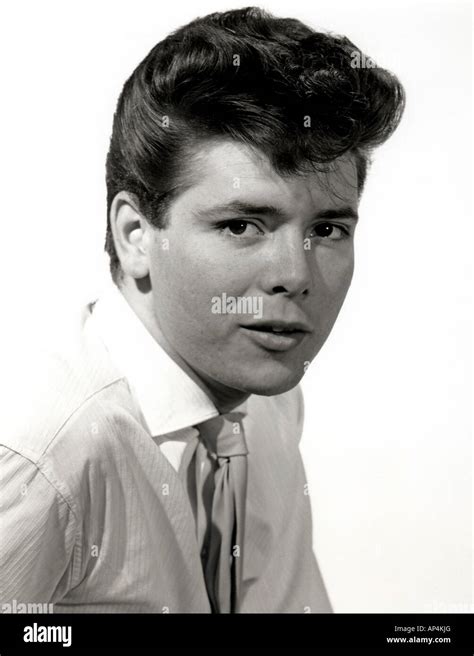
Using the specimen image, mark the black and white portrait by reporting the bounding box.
[0,0,471,641]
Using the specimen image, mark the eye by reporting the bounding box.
[217,219,263,238]
[309,222,349,241]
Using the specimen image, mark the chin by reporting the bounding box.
[229,364,304,397]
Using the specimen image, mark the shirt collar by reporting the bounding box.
[89,279,220,437]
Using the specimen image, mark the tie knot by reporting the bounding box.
[196,412,248,459]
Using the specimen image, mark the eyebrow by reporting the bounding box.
[194,200,359,222]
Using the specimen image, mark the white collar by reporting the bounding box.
[89,279,219,437]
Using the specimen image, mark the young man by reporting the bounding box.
[1,7,404,613]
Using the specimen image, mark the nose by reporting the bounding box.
[260,227,312,298]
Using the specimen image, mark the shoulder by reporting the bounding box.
[1,304,148,530]
[1,301,127,463]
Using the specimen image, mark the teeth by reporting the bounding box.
[248,325,295,333]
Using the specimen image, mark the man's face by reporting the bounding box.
[146,139,358,397]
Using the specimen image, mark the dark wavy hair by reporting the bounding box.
[105,6,405,282]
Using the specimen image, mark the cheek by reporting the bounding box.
[311,251,354,332]
[171,238,254,301]
[317,247,354,294]
[150,238,214,296]
[149,243,239,337]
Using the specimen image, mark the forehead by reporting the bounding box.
[176,139,359,216]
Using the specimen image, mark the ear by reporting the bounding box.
[109,191,150,279]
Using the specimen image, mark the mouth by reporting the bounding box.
[240,320,311,352]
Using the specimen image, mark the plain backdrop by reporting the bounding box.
[0,0,471,613]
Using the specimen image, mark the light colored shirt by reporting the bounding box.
[89,283,240,557]
[0,282,332,613]
[89,282,220,474]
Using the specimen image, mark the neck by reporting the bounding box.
[119,278,250,414]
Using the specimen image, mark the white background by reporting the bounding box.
[0,0,471,612]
